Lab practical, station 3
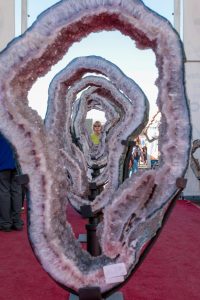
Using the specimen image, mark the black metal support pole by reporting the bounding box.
[79,287,102,300]
[121,140,136,180]
[85,222,101,256]
[69,287,102,300]
[84,165,102,256]
[79,164,103,255]
[69,289,124,300]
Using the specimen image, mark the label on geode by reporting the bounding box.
[103,263,127,284]
[105,276,125,284]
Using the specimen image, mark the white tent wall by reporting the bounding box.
[174,0,181,34]
[0,0,15,51]
[21,0,27,34]
[183,0,200,60]
[183,0,200,199]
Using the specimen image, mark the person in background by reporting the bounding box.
[0,133,23,232]
[130,142,141,174]
[142,145,148,165]
[90,121,102,145]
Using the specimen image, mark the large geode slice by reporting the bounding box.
[0,0,191,294]
[45,55,148,210]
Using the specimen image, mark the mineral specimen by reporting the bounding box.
[0,0,191,294]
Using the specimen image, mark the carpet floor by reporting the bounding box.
[0,200,199,300]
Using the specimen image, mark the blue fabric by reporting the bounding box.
[0,133,16,171]
[129,159,139,175]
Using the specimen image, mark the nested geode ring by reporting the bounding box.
[0,0,191,294]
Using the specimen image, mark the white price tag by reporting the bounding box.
[105,276,125,284]
[103,263,127,284]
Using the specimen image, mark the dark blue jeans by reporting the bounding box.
[0,169,22,229]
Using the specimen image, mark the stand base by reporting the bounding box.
[106,292,124,300]
[78,234,87,243]
[69,292,124,300]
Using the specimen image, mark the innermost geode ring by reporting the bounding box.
[0,0,191,295]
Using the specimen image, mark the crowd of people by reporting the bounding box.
[90,120,149,176]
[129,142,148,175]
[0,120,149,233]
[0,120,103,234]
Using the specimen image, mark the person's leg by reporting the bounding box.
[0,170,12,230]
[10,169,23,230]
[133,159,138,173]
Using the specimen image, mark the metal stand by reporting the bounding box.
[79,165,103,255]
[78,233,87,243]
[78,205,102,256]
[72,177,186,300]
[69,288,124,300]
[69,287,101,300]
[86,220,101,256]
[78,163,105,255]
[71,164,117,299]
[121,140,135,180]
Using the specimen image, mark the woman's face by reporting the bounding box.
[93,123,102,135]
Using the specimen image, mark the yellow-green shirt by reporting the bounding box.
[90,133,100,145]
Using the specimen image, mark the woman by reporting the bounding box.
[90,121,102,145]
